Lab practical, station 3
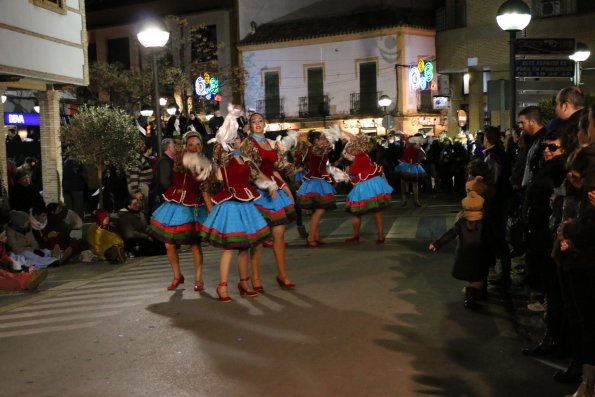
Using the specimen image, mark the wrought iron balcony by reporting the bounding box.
[350,91,382,116]
[255,98,285,120]
[298,95,330,118]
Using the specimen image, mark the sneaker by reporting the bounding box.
[527,301,547,312]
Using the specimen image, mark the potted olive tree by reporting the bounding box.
[61,105,139,209]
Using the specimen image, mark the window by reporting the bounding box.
[32,0,66,14]
[264,71,280,119]
[107,37,130,69]
[307,67,324,116]
[359,61,377,114]
[88,43,97,64]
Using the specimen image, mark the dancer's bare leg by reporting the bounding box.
[373,212,385,241]
[413,182,421,206]
[191,243,203,284]
[271,225,291,282]
[308,209,325,243]
[250,244,263,289]
[401,180,408,205]
[165,243,181,278]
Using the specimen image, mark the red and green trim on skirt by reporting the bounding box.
[147,219,202,244]
[297,193,337,210]
[199,225,271,249]
[255,203,297,226]
[345,194,393,215]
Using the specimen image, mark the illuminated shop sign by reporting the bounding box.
[409,59,434,91]
[4,112,40,126]
[195,72,220,100]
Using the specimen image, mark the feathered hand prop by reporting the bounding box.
[327,164,350,183]
[323,125,341,144]
[216,103,244,151]
[183,152,213,181]
[276,130,298,152]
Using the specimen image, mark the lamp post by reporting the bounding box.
[378,94,392,133]
[137,22,170,156]
[569,42,591,86]
[496,0,531,130]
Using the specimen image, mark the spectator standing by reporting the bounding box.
[208,110,224,134]
[125,140,154,221]
[62,152,87,220]
[483,126,513,285]
[9,170,45,213]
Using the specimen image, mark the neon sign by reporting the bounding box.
[195,72,220,100]
[409,59,434,91]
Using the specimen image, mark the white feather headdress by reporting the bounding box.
[210,103,244,151]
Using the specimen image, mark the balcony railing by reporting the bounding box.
[350,91,382,116]
[298,94,330,117]
[256,98,285,120]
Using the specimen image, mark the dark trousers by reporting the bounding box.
[124,237,166,257]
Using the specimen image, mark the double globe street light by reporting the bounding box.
[496,0,531,130]
[137,22,170,156]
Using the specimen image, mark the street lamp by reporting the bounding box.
[569,42,591,86]
[378,95,392,132]
[496,0,531,130]
[166,102,179,116]
[1,95,6,104]
[140,104,154,117]
[137,21,170,155]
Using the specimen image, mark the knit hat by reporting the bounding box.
[461,191,484,221]
[465,175,487,195]
[95,209,109,226]
[9,210,30,228]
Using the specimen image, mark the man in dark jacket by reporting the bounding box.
[151,138,175,213]
[114,197,165,257]
[483,126,512,285]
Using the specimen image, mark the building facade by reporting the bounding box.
[0,0,89,202]
[436,0,595,134]
[238,7,446,136]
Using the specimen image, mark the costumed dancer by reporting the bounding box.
[343,131,393,243]
[283,132,308,239]
[394,134,427,207]
[200,104,272,302]
[241,112,297,291]
[296,127,341,247]
[148,132,213,291]
[428,176,489,309]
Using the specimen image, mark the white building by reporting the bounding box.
[0,0,88,202]
[237,3,444,135]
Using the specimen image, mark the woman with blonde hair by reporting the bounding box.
[148,132,213,291]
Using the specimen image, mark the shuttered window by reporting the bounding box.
[359,61,377,114]
[307,67,324,116]
[264,71,280,119]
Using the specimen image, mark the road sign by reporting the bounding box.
[515,59,574,77]
[514,38,575,55]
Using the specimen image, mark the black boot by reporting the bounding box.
[464,286,482,310]
[554,359,583,384]
[522,333,563,357]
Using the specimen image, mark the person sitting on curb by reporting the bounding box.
[0,224,48,291]
[5,210,59,269]
[86,210,127,264]
[113,196,165,257]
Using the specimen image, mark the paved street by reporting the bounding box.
[0,198,577,396]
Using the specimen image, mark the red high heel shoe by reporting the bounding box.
[306,239,318,248]
[194,280,204,292]
[345,235,359,243]
[276,276,296,290]
[376,237,386,244]
[252,278,264,292]
[238,277,258,297]
[167,275,184,290]
[216,282,232,302]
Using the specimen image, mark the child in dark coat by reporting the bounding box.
[429,176,488,309]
